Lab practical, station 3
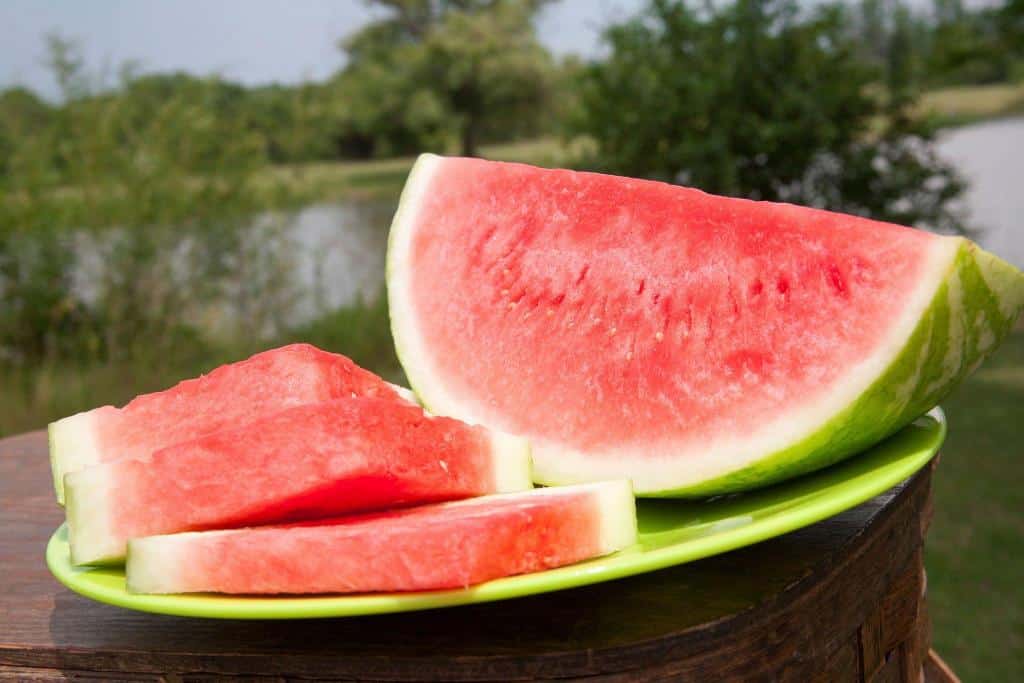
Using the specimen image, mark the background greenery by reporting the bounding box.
[1,0,1021,679]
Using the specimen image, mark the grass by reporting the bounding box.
[263,137,570,201]
[918,81,1024,128]
[926,324,1024,682]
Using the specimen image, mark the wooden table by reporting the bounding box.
[1,431,959,682]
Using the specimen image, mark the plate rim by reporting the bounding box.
[46,407,945,619]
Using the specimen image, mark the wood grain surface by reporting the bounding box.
[0,430,950,682]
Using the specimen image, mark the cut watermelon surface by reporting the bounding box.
[388,155,1024,497]
[65,398,532,565]
[48,343,414,503]
[126,480,636,594]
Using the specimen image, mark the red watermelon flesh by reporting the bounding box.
[388,155,1024,496]
[65,398,532,565]
[48,343,414,503]
[126,480,636,594]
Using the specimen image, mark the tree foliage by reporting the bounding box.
[925,0,1014,85]
[336,0,557,156]
[847,0,1024,87]
[570,0,969,234]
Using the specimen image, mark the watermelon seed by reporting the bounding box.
[609,327,617,336]
[625,351,634,361]
[655,332,664,342]
[547,309,554,316]
[827,264,848,297]
[501,289,509,296]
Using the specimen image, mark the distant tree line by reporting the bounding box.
[2,0,1017,180]
[0,0,565,174]
[851,0,1024,87]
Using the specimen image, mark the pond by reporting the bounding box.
[938,116,1024,269]
[69,198,397,334]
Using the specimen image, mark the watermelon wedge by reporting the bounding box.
[48,343,414,504]
[126,480,636,594]
[387,155,1024,497]
[65,398,531,565]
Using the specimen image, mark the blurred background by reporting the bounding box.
[1,0,1020,677]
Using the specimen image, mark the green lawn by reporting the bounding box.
[918,81,1024,128]
[262,137,570,201]
[926,324,1024,682]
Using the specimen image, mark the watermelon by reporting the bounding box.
[48,343,414,503]
[387,155,1024,497]
[65,398,532,565]
[126,480,636,594]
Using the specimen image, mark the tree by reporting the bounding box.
[337,0,556,156]
[570,0,969,235]
[0,87,52,177]
[925,0,1011,85]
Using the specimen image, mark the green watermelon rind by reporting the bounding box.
[387,155,1024,497]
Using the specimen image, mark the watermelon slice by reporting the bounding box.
[126,480,636,594]
[65,398,531,565]
[48,343,415,503]
[387,155,1024,497]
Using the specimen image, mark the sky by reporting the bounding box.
[0,0,645,100]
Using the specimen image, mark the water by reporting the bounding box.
[70,198,397,333]
[937,117,1024,268]
[273,200,394,322]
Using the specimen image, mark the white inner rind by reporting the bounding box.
[487,431,534,493]
[126,535,191,594]
[387,153,444,406]
[387,154,964,493]
[386,382,420,406]
[66,465,121,565]
[594,479,639,553]
[49,410,103,503]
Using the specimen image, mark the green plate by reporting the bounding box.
[46,408,945,619]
